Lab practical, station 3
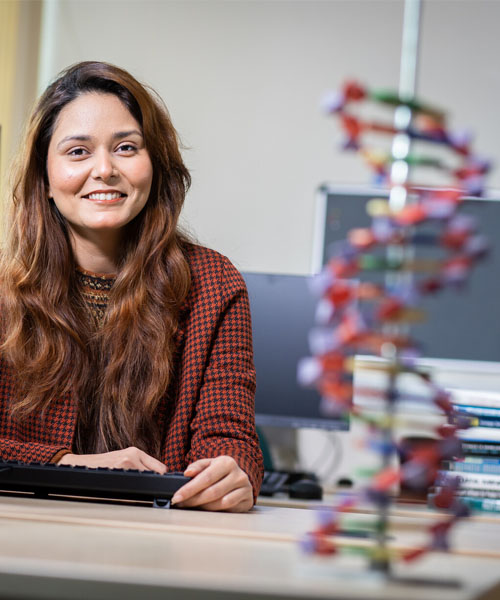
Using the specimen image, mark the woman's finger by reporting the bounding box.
[192,487,253,513]
[173,457,231,503]
[175,473,233,508]
[183,458,213,477]
[138,452,167,474]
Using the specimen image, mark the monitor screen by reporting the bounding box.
[242,272,349,431]
[311,184,500,363]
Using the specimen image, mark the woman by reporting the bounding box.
[0,61,263,512]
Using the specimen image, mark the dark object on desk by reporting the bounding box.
[336,477,353,488]
[0,461,189,508]
[259,470,290,496]
[260,469,323,500]
[288,478,323,500]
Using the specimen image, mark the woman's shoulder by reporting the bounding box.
[182,242,240,278]
[181,242,245,296]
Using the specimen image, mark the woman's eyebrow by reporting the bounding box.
[56,135,91,149]
[113,129,143,140]
[56,130,143,150]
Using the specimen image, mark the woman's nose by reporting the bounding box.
[91,150,117,180]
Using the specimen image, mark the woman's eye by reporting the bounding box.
[68,147,88,157]
[117,143,137,153]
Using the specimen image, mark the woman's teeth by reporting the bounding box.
[88,192,123,201]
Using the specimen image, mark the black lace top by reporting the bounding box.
[75,268,116,327]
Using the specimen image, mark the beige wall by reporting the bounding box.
[26,0,500,274]
[0,0,20,190]
[12,1,41,152]
[0,0,41,187]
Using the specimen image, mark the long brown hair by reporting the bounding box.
[1,61,192,457]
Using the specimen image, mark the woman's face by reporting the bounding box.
[46,92,153,241]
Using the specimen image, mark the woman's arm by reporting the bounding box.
[178,257,264,510]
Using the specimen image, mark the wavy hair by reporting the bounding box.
[1,61,192,457]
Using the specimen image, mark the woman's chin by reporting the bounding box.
[80,218,128,232]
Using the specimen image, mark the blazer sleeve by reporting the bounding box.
[185,259,264,501]
[0,361,75,464]
[0,439,70,463]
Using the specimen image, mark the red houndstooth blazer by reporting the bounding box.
[0,244,264,500]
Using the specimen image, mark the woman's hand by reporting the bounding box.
[57,446,167,474]
[171,455,253,512]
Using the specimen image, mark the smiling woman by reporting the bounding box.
[0,62,263,512]
[46,92,154,271]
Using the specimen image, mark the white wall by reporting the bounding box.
[38,0,500,275]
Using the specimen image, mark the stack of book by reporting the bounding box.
[430,388,500,513]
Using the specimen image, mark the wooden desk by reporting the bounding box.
[0,494,498,600]
[258,495,500,558]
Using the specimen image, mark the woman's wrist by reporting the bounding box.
[51,449,73,465]
[57,453,78,466]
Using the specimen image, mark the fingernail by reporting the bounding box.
[171,493,182,504]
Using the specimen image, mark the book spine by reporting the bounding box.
[443,460,500,475]
[454,405,500,418]
[449,390,500,408]
[458,427,500,443]
[436,470,500,491]
[459,417,500,429]
[457,497,500,513]
[462,456,500,465]
[456,489,500,499]
[429,493,500,513]
[461,441,500,456]
[430,485,500,499]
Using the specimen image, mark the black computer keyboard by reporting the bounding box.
[0,461,190,507]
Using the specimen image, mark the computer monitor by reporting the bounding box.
[311,184,500,363]
[242,272,349,431]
